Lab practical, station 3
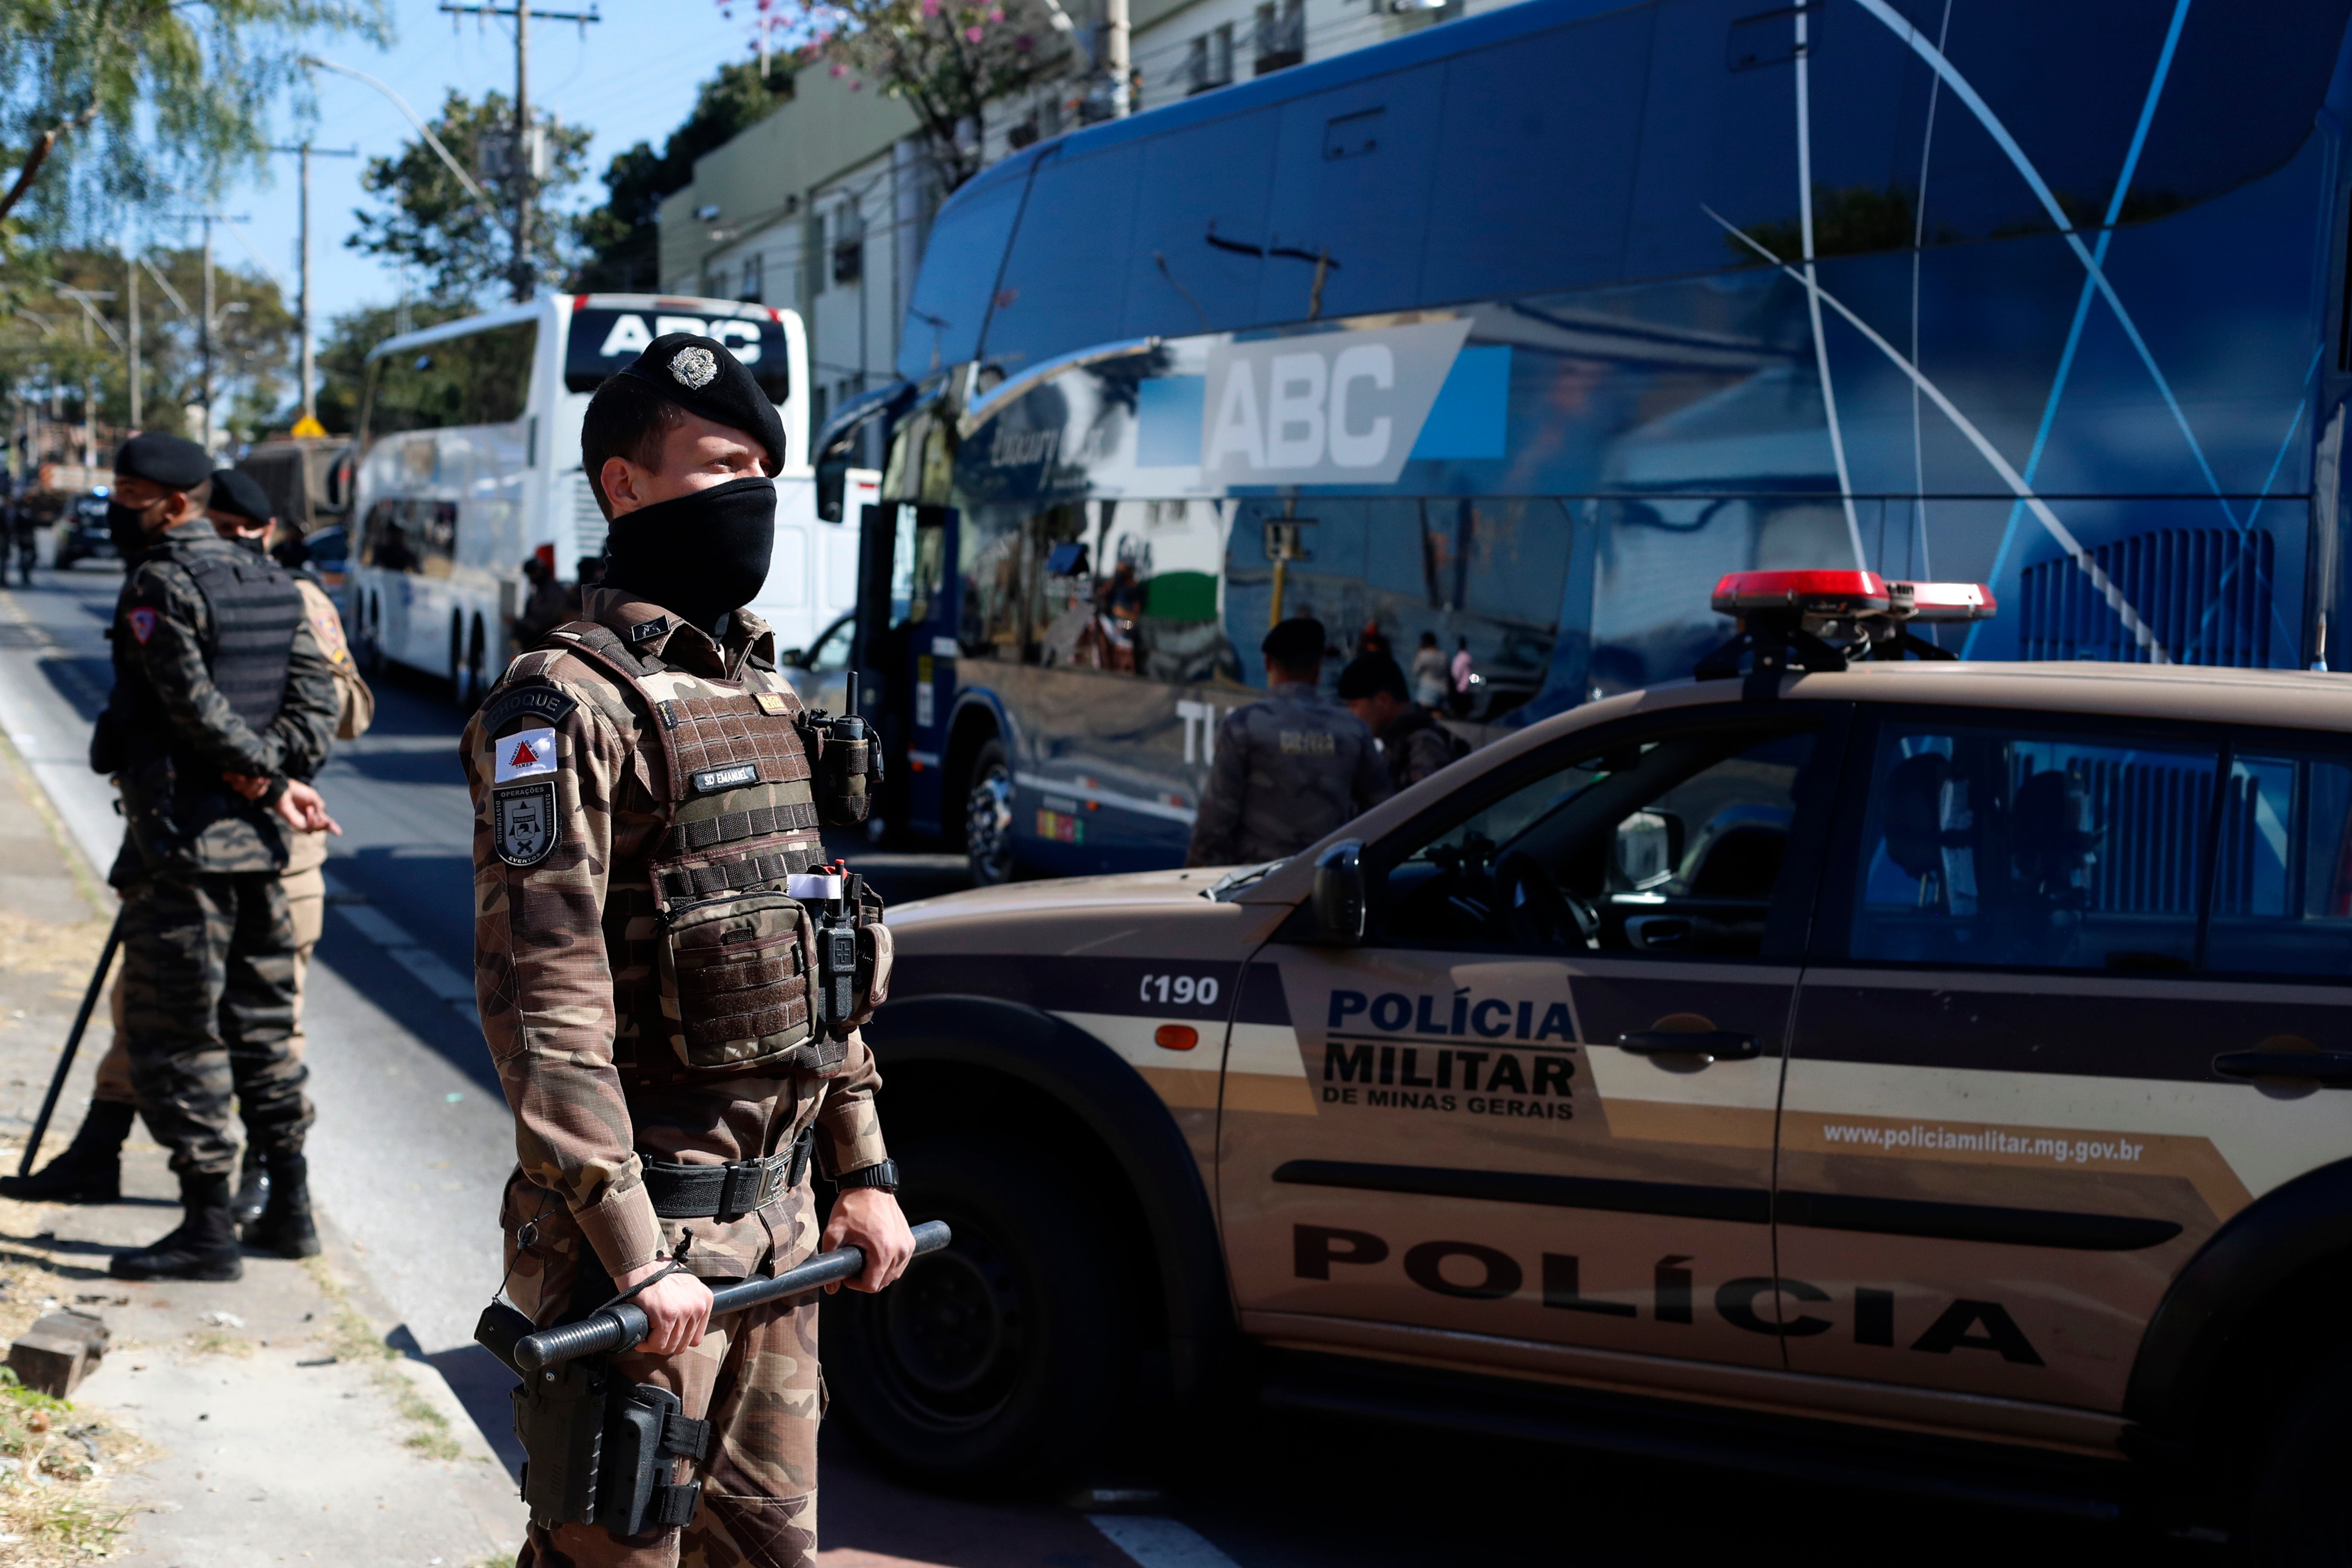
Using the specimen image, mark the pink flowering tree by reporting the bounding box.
[724,0,1069,192]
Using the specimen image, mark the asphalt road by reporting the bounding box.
[0,563,2215,1568]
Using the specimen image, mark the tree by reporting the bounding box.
[0,0,388,233]
[792,0,1072,193]
[0,244,296,449]
[311,299,467,435]
[347,89,591,305]
[575,60,794,294]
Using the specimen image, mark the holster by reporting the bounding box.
[476,1300,714,1538]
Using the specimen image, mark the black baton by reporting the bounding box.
[19,910,124,1177]
[512,1219,952,1372]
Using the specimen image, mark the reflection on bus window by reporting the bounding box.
[360,321,537,438]
[359,499,458,579]
[1222,497,1569,719]
[1014,500,1240,682]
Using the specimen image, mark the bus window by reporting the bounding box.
[897,172,1028,381]
[1219,496,1568,718]
[956,505,1028,662]
[359,499,457,579]
[566,306,789,403]
[360,321,536,438]
[1020,500,1239,683]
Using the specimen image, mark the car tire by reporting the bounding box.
[964,739,1017,886]
[824,1134,1136,1490]
[2244,1339,2352,1562]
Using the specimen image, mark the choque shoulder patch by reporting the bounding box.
[493,780,559,867]
[483,680,578,732]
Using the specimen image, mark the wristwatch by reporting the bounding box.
[834,1158,899,1194]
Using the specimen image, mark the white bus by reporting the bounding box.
[348,292,859,702]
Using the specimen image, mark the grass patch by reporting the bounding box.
[0,1367,150,1564]
[183,1330,253,1359]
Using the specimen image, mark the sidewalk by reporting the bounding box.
[0,733,523,1565]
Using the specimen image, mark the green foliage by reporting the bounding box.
[347,89,593,305]
[576,60,794,293]
[0,244,296,444]
[0,0,389,238]
[796,0,1073,193]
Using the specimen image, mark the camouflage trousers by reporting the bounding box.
[94,864,325,1111]
[504,1170,824,1568]
[117,870,315,1177]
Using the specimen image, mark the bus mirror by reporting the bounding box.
[816,444,848,523]
[1312,840,1367,944]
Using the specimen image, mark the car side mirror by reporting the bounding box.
[1312,840,1367,945]
[781,647,806,667]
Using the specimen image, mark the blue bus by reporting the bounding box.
[818,0,2352,884]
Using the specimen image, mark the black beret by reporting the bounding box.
[613,331,785,475]
[208,469,275,527]
[114,432,211,491]
[1337,652,1409,702]
[1262,616,1328,668]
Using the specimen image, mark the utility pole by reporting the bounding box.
[438,3,601,301]
[127,259,139,431]
[53,287,120,466]
[160,214,250,451]
[268,144,358,428]
[1107,0,1133,116]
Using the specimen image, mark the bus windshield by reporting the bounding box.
[566,305,790,403]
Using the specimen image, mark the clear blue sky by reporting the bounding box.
[188,0,763,333]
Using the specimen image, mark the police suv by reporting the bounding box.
[830,572,2352,1557]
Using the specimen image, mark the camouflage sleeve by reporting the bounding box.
[268,617,342,781]
[121,561,284,777]
[813,1032,891,1178]
[465,682,664,1277]
[1403,726,1456,788]
[1184,709,1252,867]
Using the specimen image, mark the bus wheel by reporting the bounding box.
[463,616,488,709]
[824,1134,1134,1488]
[357,594,383,675]
[964,740,1016,886]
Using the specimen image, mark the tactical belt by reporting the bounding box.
[656,848,818,905]
[640,1126,814,1220]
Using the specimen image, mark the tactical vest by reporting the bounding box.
[101,534,305,881]
[548,622,885,1085]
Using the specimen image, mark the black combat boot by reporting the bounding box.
[0,1101,133,1204]
[110,1171,243,1282]
[230,1147,270,1225]
[241,1152,320,1259]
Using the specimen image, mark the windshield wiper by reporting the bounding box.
[1204,860,1286,901]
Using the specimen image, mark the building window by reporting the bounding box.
[702,265,726,299]
[1255,0,1303,73]
[740,253,765,303]
[830,205,865,287]
[1187,23,1235,94]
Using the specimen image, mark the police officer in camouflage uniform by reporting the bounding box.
[82,433,340,1283]
[0,468,359,1232]
[1337,651,1472,793]
[1186,616,1392,867]
[464,335,912,1568]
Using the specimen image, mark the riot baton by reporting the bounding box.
[507,1220,951,1372]
[18,910,124,1177]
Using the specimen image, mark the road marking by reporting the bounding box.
[322,871,480,1029]
[1087,1515,1246,1568]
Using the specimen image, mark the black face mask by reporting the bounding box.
[600,475,775,633]
[107,501,153,561]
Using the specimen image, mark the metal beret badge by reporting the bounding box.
[670,346,720,390]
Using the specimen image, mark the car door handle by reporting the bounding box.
[2211,1050,2352,1087]
[1618,1030,1761,1063]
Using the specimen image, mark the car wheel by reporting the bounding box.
[964,739,1016,886]
[824,1135,1135,1489]
[2245,1340,2352,1562]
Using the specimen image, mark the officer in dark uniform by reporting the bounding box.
[87,432,342,1282]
